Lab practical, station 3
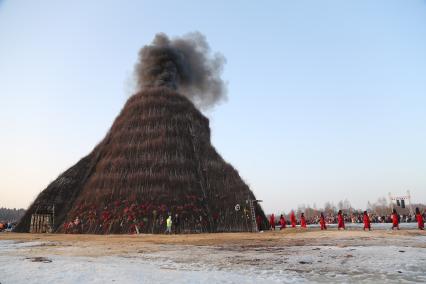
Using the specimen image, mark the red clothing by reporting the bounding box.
[337,213,345,229]
[269,214,275,230]
[416,213,424,230]
[392,213,399,226]
[279,216,286,229]
[102,210,110,222]
[290,212,296,228]
[363,214,371,230]
[300,216,307,228]
[319,216,327,230]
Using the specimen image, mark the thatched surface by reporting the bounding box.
[16,88,267,233]
[14,152,100,232]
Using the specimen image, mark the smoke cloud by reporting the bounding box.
[135,32,227,109]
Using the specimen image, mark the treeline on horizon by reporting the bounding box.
[0,207,26,222]
[2,197,426,223]
[274,197,426,219]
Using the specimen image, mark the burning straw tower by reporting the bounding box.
[15,32,267,234]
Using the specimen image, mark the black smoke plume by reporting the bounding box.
[135,32,227,109]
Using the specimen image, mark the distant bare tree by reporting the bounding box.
[0,208,25,222]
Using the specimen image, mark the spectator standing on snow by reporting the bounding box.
[165,215,172,234]
[173,214,180,234]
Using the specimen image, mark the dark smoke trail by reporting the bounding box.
[135,32,227,109]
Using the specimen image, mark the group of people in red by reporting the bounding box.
[268,207,425,231]
[389,208,425,231]
[269,211,308,230]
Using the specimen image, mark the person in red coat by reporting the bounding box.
[415,207,424,230]
[319,212,327,230]
[279,214,286,230]
[337,210,345,230]
[269,214,276,231]
[290,211,297,228]
[391,208,400,230]
[363,211,371,231]
[300,213,307,228]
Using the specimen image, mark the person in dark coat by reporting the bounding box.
[173,213,180,234]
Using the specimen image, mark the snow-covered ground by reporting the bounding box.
[0,230,425,283]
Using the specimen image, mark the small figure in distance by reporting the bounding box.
[165,215,172,234]
[279,214,286,230]
[415,207,424,230]
[173,213,180,234]
[319,212,327,230]
[256,215,262,231]
[300,213,307,228]
[269,213,275,231]
[290,211,297,228]
[391,208,400,230]
[363,211,371,231]
[337,210,345,230]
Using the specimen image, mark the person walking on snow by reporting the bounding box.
[363,211,371,231]
[300,213,307,228]
[269,214,276,231]
[337,210,345,230]
[319,212,327,230]
[415,207,424,230]
[279,214,286,230]
[391,209,400,230]
[290,211,297,228]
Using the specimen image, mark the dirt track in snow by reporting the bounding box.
[1,229,425,257]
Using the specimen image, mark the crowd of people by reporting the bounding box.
[267,207,425,231]
[64,212,184,234]
[0,221,14,232]
[295,211,420,225]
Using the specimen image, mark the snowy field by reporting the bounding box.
[0,228,425,283]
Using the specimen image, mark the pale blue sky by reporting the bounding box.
[1,0,425,213]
